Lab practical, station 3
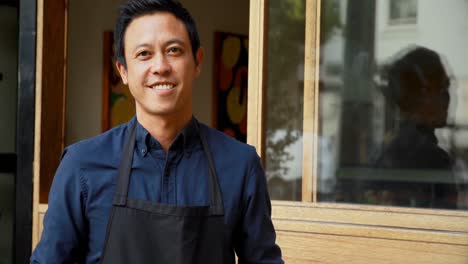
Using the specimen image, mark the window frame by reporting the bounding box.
[388,0,418,26]
[247,0,468,256]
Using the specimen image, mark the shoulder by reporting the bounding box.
[199,123,258,161]
[61,121,131,169]
[198,123,263,180]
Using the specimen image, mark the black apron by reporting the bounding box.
[100,121,225,264]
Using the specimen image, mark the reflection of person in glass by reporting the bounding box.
[374,46,457,209]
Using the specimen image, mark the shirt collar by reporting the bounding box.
[132,116,200,153]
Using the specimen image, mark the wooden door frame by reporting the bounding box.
[32,0,68,249]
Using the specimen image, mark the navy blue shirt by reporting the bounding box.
[31,117,283,263]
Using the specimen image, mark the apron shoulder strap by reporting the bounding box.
[113,121,137,206]
[197,122,224,215]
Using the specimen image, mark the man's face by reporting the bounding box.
[400,63,451,128]
[117,12,203,120]
[406,66,450,128]
[420,69,451,128]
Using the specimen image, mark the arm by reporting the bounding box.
[235,150,284,264]
[31,148,88,264]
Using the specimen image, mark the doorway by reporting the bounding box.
[0,3,19,263]
[0,0,36,262]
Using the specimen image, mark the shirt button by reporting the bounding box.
[141,148,147,155]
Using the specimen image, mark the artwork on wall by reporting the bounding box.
[102,31,135,131]
[213,32,249,143]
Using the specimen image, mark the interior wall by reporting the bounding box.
[66,0,121,145]
[66,0,249,145]
[179,0,250,126]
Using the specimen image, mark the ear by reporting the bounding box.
[195,47,204,77]
[116,61,129,85]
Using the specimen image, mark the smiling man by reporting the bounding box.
[31,0,283,263]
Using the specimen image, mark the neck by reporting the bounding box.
[136,112,192,153]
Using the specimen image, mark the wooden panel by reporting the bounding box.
[276,230,468,263]
[38,212,44,240]
[274,218,468,245]
[36,204,47,244]
[32,0,44,249]
[247,0,267,159]
[39,0,68,203]
[272,201,468,233]
[302,0,321,203]
[34,202,468,262]
[272,202,468,262]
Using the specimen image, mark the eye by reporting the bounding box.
[136,50,151,59]
[167,46,182,55]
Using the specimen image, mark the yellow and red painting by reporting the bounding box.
[213,32,248,142]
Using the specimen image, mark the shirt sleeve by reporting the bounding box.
[235,150,284,264]
[30,147,88,264]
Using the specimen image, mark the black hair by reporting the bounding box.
[114,0,200,68]
[385,46,445,111]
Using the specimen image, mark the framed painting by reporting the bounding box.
[212,32,249,142]
[101,31,135,131]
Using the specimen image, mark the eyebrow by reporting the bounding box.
[131,38,187,53]
[165,38,186,47]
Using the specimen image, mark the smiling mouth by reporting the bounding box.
[151,83,175,90]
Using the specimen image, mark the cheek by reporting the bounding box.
[181,63,197,80]
[128,64,149,84]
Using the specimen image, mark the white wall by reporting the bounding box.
[66,0,249,145]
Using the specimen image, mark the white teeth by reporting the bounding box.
[152,84,174,90]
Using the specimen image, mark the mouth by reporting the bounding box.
[149,83,176,90]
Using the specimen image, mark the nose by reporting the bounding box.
[150,53,171,76]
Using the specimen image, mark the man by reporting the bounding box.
[31,0,283,263]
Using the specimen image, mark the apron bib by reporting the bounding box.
[100,121,225,264]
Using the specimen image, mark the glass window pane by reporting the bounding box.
[0,173,14,264]
[265,0,305,201]
[317,0,468,210]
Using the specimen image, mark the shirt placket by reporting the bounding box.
[162,150,177,204]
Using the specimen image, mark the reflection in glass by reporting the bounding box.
[371,46,456,208]
[264,0,305,201]
[389,0,418,25]
[318,0,468,210]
